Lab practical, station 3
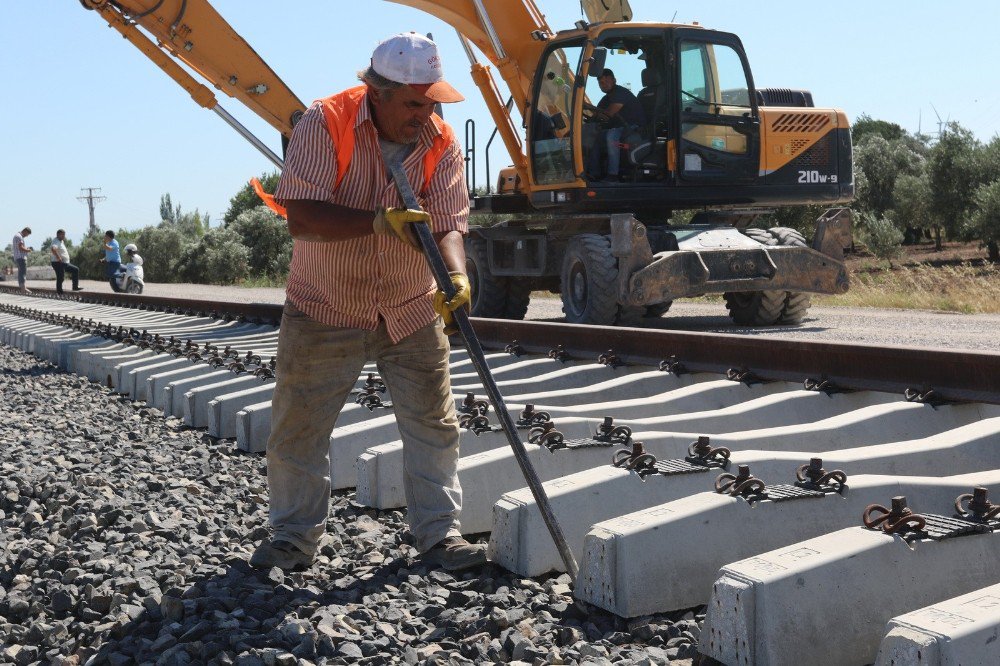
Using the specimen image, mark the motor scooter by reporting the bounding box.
[115,262,144,294]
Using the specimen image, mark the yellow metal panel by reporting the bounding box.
[93,0,304,137]
[759,108,839,173]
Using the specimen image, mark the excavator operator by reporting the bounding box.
[250,32,486,573]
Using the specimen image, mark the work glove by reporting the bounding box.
[433,271,472,335]
[373,207,432,250]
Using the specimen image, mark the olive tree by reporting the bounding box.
[966,180,1000,262]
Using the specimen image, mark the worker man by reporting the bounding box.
[102,230,122,292]
[250,33,484,572]
[50,229,83,294]
[12,227,34,293]
[585,68,646,181]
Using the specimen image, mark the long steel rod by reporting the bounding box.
[213,105,284,169]
[386,159,580,578]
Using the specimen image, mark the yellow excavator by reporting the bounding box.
[78,0,853,326]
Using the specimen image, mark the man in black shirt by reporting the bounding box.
[585,69,646,181]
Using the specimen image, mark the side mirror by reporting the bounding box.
[588,48,607,77]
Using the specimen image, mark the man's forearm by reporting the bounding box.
[284,199,376,242]
[436,230,466,274]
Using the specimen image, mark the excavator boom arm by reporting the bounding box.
[82,0,305,138]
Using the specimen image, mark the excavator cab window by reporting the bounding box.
[530,40,586,185]
[580,30,669,183]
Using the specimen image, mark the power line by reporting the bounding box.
[76,187,107,235]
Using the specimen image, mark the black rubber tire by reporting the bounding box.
[767,227,812,325]
[465,237,530,319]
[126,282,143,295]
[645,301,673,318]
[724,226,811,326]
[560,234,637,326]
[724,290,786,326]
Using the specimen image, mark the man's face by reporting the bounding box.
[22,230,30,238]
[104,234,112,242]
[598,75,615,93]
[57,231,65,241]
[369,85,437,144]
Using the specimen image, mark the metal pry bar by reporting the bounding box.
[386,158,580,579]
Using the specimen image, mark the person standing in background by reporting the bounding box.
[12,227,34,293]
[102,230,122,292]
[50,229,82,294]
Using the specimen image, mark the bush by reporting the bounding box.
[229,206,292,279]
[861,213,904,265]
[133,225,189,283]
[176,227,250,284]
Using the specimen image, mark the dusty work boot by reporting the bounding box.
[420,536,487,572]
[249,539,313,571]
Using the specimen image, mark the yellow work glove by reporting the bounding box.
[433,271,472,335]
[372,207,432,250]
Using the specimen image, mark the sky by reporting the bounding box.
[3,1,1000,251]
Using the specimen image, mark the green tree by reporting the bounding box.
[225,172,280,227]
[176,227,249,284]
[966,179,1000,262]
[861,213,904,267]
[175,209,209,238]
[926,122,981,249]
[853,134,925,218]
[891,171,934,243]
[852,114,905,143]
[134,225,189,283]
[229,206,293,279]
[159,193,178,225]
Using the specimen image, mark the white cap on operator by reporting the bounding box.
[370,32,464,103]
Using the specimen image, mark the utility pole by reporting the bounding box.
[77,187,106,235]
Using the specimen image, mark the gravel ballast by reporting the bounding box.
[0,343,702,665]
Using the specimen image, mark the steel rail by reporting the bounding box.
[4,285,999,404]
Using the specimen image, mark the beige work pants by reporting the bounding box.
[265,302,463,555]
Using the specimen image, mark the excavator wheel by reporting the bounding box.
[724,226,811,326]
[465,237,530,320]
[561,234,638,326]
[768,227,812,324]
[645,301,673,318]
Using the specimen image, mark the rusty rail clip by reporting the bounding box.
[458,392,490,416]
[658,356,688,375]
[254,358,276,380]
[804,377,849,396]
[548,345,570,363]
[505,340,525,357]
[612,441,658,477]
[795,458,848,492]
[598,349,624,368]
[955,487,1000,523]
[516,404,551,429]
[904,387,950,407]
[686,436,731,465]
[459,412,496,435]
[529,421,566,451]
[715,465,767,501]
[593,416,632,444]
[863,496,927,535]
[355,386,390,411]
[726,367,766,386]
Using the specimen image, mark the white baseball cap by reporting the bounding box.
[371,32,465,103]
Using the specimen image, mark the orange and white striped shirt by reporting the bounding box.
[275,92,469,343]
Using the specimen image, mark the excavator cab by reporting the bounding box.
[526,25,766,214]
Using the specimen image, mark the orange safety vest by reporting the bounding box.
[252,86,456,219]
